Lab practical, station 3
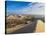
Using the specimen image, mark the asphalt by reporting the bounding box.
[9,20,37,34]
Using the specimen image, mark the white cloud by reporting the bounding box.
[7,2,44,16]
[15,2,44,15]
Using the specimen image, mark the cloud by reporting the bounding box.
[7,2,44,16]
[15,2,44,15]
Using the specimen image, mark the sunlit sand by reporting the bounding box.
[35,20,45,32]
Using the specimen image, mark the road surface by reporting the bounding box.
[9,20,37,34]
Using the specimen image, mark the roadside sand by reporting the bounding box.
[35,20,45,32]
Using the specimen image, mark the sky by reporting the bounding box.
[5,1,44,16]
[6,1,31,11]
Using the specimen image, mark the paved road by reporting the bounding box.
[9,20,37,34]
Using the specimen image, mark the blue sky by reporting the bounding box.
[6,1,32,15]
[6,1,44,16]
[6,1,31,11]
